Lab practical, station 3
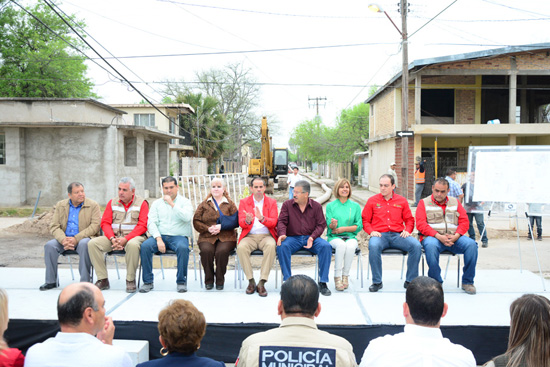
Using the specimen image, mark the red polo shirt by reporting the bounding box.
[362,193,414,234]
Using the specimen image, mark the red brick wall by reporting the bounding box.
[394,136,415,200]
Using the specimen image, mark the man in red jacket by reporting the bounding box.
[362,174,422,292]
[237,177,278,297]
[415,178,478,295]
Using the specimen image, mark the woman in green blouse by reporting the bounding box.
[325,178,363,291]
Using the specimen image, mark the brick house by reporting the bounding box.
[366,43,550,199]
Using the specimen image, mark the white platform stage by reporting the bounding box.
[3,265,549,365]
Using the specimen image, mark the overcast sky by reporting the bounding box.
[57,0,550,147]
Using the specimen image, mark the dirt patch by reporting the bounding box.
[5,209,54,237]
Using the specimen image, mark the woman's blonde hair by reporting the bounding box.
[0,288,9,351]
[207,178,231,200]
[332,178,352,200]
[504,294,550,367]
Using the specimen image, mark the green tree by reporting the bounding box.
[176,93,229,163]
[289,103,369,166]
[163,63,278,158]
[0,1,96,98]
[326,103,369,162]
[289,117,330,169]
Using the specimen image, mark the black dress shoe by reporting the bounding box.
[319,282,331,296]
[216,284,224,290]
[404,281,410,289]
[369,282,383,292]
[39,283,57,291]
[205,283,214,290]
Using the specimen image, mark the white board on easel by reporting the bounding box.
[466,145,549,291]
[473,149,550,204]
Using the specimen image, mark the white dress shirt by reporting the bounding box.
[359,324,476,367]
[249,196,269,235]
[24,332,133,367]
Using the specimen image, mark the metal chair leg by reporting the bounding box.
[67,256,75,281]
[160,256,165,280]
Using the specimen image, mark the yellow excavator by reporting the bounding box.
[248,117,289,194]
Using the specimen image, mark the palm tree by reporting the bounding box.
[177,93,230,163]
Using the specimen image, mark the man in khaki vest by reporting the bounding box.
[415,178,478,295]
[88,177,149,293]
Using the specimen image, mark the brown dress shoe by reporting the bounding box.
[126,280,137,293]
[95,279,110,290]
[246,282,256,295]
[256,284,268,297]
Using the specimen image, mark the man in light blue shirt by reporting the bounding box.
[445,168,464,203]
[139,176,193,293]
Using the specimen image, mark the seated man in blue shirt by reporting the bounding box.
[40,182,101,290]
[139,176,193,293]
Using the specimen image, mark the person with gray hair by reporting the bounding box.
[25,282,132,367]
[277,180,333,296]
[236,275,357,367]
[40,182,101,291]
[88,177,149,293]
[359,276,476,367]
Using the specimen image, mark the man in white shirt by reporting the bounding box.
[287,166,302,200]
[359,276,476,367]
[25,282,132,367]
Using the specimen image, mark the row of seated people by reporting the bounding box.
[39,173,478,297]
[4,276,550,367]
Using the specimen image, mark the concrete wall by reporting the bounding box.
[0,128,26,206]
[22,126,116,206]
[0,99,124,125]
[0,125,172,206]
[368,139,396,192]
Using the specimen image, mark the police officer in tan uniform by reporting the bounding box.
[236,275,357,367]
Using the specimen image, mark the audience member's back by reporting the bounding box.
[236,275,357,367]
[484,294,550,367]
[359,276,476,367]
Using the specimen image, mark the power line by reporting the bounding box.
[8,0,123,86]
[156,0,371,19]
[48,1,164,102]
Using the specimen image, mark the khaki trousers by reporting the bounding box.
[88,235,145,281]
[237,234,276,282]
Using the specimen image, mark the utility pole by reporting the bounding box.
[196,106,200,157]
[400,0,409,200]
[237,120,242,174]
[308,96,327,116]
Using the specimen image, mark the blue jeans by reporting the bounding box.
[528,216,542,237]
[289,186,295,200]
[368,232,422,284]
[467,213,488,243]
[422,235,478,285]
[276,235,332,283]
[140,235,189,284]
[415,183,424,205]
